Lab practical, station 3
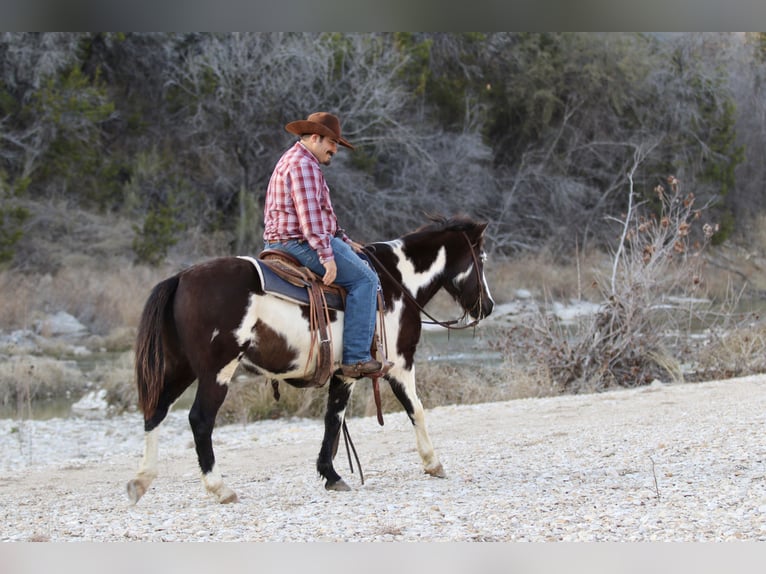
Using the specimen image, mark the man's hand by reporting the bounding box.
[348,240,365,253]
[322,259,337,285]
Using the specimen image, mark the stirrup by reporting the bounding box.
[340,359,383,378]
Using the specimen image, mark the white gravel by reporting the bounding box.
[1,375,765,542]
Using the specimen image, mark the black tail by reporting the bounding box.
[135,275,180,419]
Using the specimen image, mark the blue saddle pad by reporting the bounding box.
[253,258,346,311]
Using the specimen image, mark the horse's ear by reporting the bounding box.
[467,221,489,245]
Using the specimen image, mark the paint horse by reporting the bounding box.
[127,215,494,504]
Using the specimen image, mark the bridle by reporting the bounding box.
[363,231,486,331]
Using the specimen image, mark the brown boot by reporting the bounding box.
[340,359,383,378]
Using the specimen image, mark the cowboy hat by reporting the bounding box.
[285,112,354,150]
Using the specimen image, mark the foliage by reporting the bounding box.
[659,36,745,244]
[0,172,29,264]
[493,173,719,393]
[0,33,764,269]
[131,195,184,266]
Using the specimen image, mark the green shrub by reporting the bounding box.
[0,174,30,265]
[132,199,184,266]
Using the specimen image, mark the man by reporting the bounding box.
[263,112,383,378]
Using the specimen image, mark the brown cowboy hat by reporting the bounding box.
[285,112,354,150]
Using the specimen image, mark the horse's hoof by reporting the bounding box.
[126,479,147,504]
[325,479,351,491]
[425,463,447,479]
[219,491,239,504]
[216,486,239,504]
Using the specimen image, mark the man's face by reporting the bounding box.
[308,134,338,166]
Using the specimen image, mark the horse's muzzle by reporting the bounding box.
[471,298,494,320]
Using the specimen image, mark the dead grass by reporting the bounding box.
[213,359,558,426]
[0,272,35,330]
[689,319,766,381]
[485,249,607,302]
[0,356,84,409]
[216,373,328,424]
[0,264,171,339]
[3,200,766,421]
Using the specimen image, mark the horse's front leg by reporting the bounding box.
[317,375,355,491]
[189,367,238,503]
[386,365,446,478]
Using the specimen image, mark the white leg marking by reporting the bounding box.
[202,463,238,503]
[390,362,443,476]
[127,428,159,504]
[139,428,159,478]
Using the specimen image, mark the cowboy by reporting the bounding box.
[263,112,383,378]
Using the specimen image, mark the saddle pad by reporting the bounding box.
[244,256,345,311]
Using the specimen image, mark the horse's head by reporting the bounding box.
[406,215,495,322]
[441,219,495,321]
[370,215,495,325]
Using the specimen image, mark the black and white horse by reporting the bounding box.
[127,215,494,503]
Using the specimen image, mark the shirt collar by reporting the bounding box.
[295,141,320,167]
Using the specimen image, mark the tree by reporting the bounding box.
[0,171,29,264]
[0,33,761,269]
[163,33,423,247]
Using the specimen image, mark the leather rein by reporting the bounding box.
[362,231,486,331]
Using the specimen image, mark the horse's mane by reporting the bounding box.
[411,213,486,234]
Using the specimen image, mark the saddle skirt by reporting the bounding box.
[251,249,347,310]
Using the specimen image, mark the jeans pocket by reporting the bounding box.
[289,240,314,260]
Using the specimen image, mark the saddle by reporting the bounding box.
[256,249,390,394]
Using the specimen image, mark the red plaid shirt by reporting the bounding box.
[264,141,348,262]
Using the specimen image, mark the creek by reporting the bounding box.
[0,325,501,421]
[5,294,759,421]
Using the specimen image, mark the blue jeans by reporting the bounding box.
[264,237,379,364]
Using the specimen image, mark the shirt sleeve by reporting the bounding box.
[289,158,334,262]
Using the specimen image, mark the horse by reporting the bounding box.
[126,214,494,504]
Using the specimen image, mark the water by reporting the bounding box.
[0,396,75,420]
[4,296,761,420]
[419,326,503,364]
[1,327,498,421]
[0,350,127,421]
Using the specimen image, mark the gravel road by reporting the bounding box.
[1,375,765,542]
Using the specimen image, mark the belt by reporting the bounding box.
[266,237,306,244]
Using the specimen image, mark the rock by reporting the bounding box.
[36,311,88,337]
[0,329,42,353]
[552,300,602,323]
[71,389,109,418]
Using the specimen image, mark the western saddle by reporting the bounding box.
[257,249,391,390]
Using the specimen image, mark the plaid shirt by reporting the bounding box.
[264,141,348,262]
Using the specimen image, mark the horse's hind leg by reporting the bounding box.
[189,369,237,503]
[317,375,355,491]
[127,365,195,504]
[386,367,446,478]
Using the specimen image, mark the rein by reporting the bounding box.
[362,231,485,331]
